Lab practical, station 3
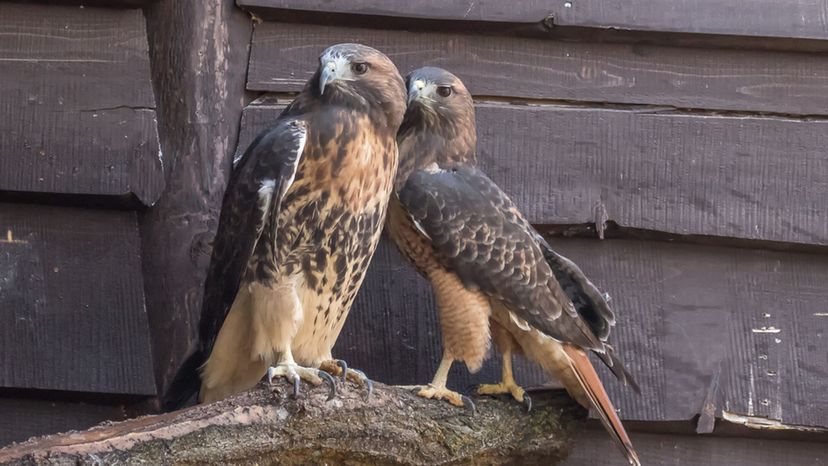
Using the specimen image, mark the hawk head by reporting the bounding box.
[312,43,406,132]
[396,67,477,187]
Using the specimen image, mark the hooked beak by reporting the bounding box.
[407,79,426,105]
[319,61,337,96]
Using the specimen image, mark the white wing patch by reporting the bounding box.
[258,179,276,225]
[280,123,307,199]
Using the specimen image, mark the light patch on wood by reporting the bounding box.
[0,229,28,244]
[722,411,828,433]
[751,326,781,333]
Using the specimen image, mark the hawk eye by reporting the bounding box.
[436,86,453,97]
[351,62,369,75]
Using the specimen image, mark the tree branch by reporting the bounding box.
[0,382,584,465]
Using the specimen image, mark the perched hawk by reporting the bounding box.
[388,67,640,465]
[164,44,406,409]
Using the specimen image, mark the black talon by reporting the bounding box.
[410,386,422,394]
[460,395,476,415]
[292,376,301,398]
[523,394,533,413]
[335,359,348,383]
[317,369,337,401]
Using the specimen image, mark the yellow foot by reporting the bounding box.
[417,385,475,412]
[266,363,336,400]
[319,359,373,398]
[477,381,532,412]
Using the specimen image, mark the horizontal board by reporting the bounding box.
[238,101,828,246]
[249,22,828,115]
[340,236,828,428]
[0,398,126,447]
[0,3,163,205]
[238,0,550,23]
[550,0,828,42]
[0,203,156,396]
[238,0,828,41]
[563,427,828,466]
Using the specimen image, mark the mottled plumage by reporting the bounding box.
[164,44,406,409]
[388,67,639,465]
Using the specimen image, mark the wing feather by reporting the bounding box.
[398,165,603,352]
[198,118,306,354]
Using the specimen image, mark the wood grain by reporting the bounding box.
[549,0,828,41]
[249,22,828,116]
[338,236,828,428]
[0,203,156,396]
[140,0,253,397]
[237,0,551,24]
[0,3,163,205]
[238,101,828,246]
[563,426,828,466]
[238,0,828,41]
[0,398,126,447]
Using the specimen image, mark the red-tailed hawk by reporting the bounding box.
[388,67,640,465]
[164,44,406,409]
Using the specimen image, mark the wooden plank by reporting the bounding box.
[140,0,254,396]
[238,0,828,41]
[0,3,163,206]
[563,427,828,466]
[238,0,550,23]
[249,22,828,116]
[0,398,126,447]
[10,0,157,8]
[0,203,156,396]
[549,0,828,42]
[238,101,828,246]
[338,236,828,428]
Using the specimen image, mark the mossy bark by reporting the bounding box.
[0,382,583,465]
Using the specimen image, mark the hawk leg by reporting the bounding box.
[477,350,532,412]
[319,359,374,398]
[410,355,475,412]
[266,349,336,401]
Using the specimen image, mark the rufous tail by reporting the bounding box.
[562,344,641,466]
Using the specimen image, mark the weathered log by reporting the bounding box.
[0,382,583,465]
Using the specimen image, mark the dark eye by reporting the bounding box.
[352,62,369,75]
[436,86,452,97]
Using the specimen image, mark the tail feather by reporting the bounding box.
[562,345,640,466]
[595,349,642,394]
[162,349,205,412]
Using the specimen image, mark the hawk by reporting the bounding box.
[388,67,640,465]
[164,44,406,409]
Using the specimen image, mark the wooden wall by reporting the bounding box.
[2,0,828,462]
[0,1,160,446]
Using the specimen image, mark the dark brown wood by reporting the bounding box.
[238,0,828,41]
[9,0,158,7]
[249,22,828,116]
[549,0,828,41]
[237,0,550,23]
[239,100,828,246]
[0,398,127,447]
[0,203,156,396]
[563,426,828,466]
[0,382,582,465]
[339,236,828,429]
[0,3,163,206]
[140,0,253,396]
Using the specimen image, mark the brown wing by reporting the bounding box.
[163,118,306,410]
[536,238,640,391]
[397,164,603,353]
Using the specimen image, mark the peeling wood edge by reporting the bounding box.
[721,411,828,433]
